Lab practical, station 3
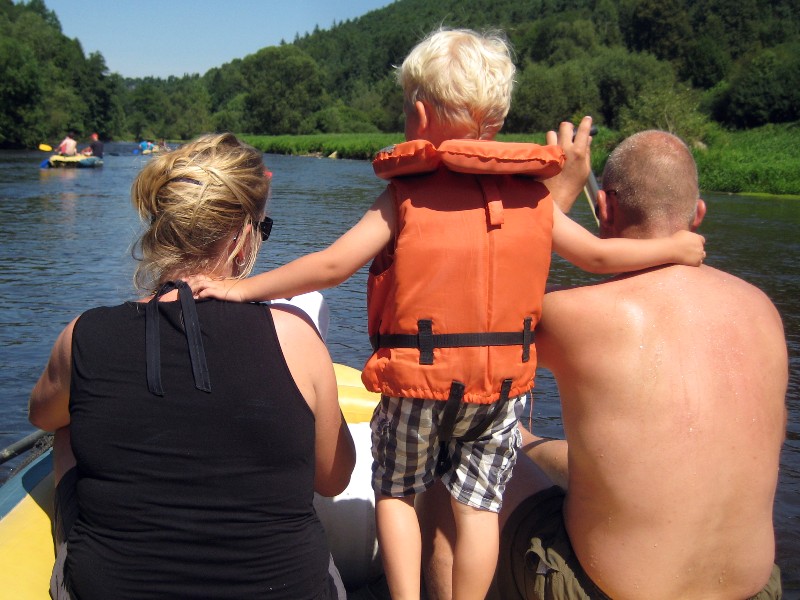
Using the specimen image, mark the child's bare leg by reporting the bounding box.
[450,496,499,600]
[376,494,421,600]
[417,482,456,599]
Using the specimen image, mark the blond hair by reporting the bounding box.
[131,133,270,293]
[397,28,515,139]
[602,131,699,233]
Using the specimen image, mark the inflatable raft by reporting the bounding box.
[0,362,382,598]
[46,155,103,168]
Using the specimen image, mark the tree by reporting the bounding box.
[591,47,675,129]
[714,43,800,127]
[624,0,692,62]
[0,37,43,146]
[241,46,326,135]
[507,59,601,133]
[617,84,713,145]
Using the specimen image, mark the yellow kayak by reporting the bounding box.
[46,155,103,168]
[0,363,380,598]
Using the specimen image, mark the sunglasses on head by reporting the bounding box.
[254,217,273,241]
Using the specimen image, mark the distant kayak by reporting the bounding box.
[46,155,103,169]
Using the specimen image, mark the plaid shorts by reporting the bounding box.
[370,393,525,512]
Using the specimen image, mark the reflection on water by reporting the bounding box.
[1,146,798,588]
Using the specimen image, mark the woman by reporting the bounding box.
[28,133,356,599]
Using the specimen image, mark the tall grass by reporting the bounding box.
[243,123,800,197]
[241,133,402,160]
[693,123,800,197]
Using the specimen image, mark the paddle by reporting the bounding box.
[38,144,54,168]
[584,169,601,226]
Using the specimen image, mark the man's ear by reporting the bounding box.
[596,189,614,236]
[691,199,706,231]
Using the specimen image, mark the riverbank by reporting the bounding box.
[242,121,800,197]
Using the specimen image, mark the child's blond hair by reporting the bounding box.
[397,28,515,139]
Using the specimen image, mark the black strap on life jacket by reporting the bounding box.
[435,378,513,476]
[371,317,533,366]
[146,280,211,396]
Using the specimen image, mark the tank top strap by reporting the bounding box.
[146,280,211,396]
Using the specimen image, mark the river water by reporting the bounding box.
[1,143,798,591]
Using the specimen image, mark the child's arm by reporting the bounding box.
[552,205,706,274]
[544,116,593,213]
[188,188,395,302]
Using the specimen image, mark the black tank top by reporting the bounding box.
[66,298,333,599]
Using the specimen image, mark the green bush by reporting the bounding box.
[713,43,800,128]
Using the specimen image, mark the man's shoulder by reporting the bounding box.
[543,264,780,325]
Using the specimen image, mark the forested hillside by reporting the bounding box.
[2,0,798,148]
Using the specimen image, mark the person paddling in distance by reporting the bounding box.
[56,131,77,156]
[187,28,705,600]
[29,133,355,600]
[80,132,103,158]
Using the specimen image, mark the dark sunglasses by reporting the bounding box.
[254,217,273,241]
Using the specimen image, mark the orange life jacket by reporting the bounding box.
[361,139,563,404]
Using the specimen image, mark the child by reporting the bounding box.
[188,28,704,600]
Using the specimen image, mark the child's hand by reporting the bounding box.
[670,230,706,266]
[544,116,593,212]
[184,275,250,302]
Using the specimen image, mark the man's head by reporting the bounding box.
[397,28,515,142]
[598,130,705,239]
[90,133,99,141]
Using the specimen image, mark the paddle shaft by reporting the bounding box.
[584,170,601,226]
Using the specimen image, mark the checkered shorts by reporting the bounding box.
[370,393,525,512]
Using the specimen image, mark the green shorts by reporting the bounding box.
[489,486,783,600]
[489,485,610,599]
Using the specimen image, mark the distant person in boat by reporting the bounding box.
[80,132,103,158]
[420,130,788,600]
[28,133,355,600]
[57,131,77,156]
[138,139,155,153]
[186,29,705,600]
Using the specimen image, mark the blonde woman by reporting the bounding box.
[29,133,355,599]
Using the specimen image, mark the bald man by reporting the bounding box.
[421,131,787,600]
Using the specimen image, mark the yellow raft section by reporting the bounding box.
[0,363,379,599]
[47,155,103,168]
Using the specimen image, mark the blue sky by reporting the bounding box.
[42,0,395,79]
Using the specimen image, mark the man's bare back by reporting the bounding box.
[535,261,787,599]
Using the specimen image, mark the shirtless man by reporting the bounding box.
[420,130,788,599]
